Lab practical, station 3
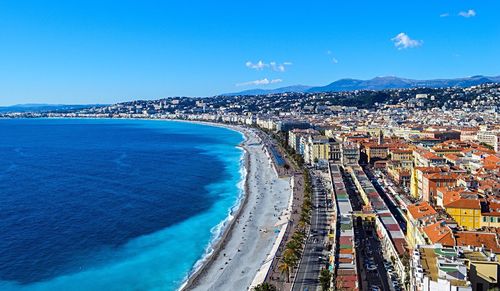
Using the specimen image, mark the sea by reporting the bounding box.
[0,118,245,291]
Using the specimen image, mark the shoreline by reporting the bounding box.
[4,117,287,291]
[179,122,252,290]
[183,121,292,290]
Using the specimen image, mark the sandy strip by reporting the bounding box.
[182,126,292,291]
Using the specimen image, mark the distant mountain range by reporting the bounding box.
[0,104,105,113]
[222,85,313,96]
[222,75,500,96]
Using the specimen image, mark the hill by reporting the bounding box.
[223,75,500,96]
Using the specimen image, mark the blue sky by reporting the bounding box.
[0,0,498,105]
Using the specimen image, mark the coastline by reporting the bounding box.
[182,121,292,291]
[178,122,252,290]
[3,117,289,291]
[0,118,253,291]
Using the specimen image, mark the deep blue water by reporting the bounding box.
[0,118,244,290]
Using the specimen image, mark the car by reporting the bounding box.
[367,264,377,271]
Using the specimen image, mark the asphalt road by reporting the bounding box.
[356,224,392,291]
[341,166,393,291]
[292,170,329,291]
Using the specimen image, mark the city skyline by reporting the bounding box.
[0,0,499,106]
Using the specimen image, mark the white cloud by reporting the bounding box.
[458,9,476,18]
[245,60,291,72]
[245,60,267,70]
[391,32,423,49]
[332,57,339,64]
[440,13,449,17]
[236,78,283,87]
[270,62,286,72]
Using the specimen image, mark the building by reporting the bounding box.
[412,246,472,291]
[365,143,389,163]
[421,220,455,247]
[422,172,458,203]
[304,135,330,165]
[341,142,360,165]
[460,128,479,142]
[477,131,500,152]
[481,201,500,228]
[414,149,447,167]
[276,120,311,132]
[406,202,439,249]
[288,128,318,152]
[444,199,482,230]
[390,149,414,164]
[411,167,446,199]
[329,140,341,161]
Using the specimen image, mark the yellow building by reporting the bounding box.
[480,214,500,228]
[390,149,413,162]
[444,199,482,230]
[410,167,443,199]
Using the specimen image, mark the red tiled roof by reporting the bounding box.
[407,202,437,220]
[422,220,455,246]
[454,231,500,253]
[444,198,481,209]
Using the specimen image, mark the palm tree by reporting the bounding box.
[278,261,291,283]
[303,198,312,208]
[283,248,299,263]
[300,211,311,224]
[286,240,301,253]
[253,282,277,291]
[297,219,307,234]
[292,231,305,244]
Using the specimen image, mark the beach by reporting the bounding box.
[182,125,292,291]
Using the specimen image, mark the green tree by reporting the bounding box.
[319,268,331,291]
[285,240,302,257]
[278,261,291,283]
[253,282,277,291]
[291,231,305,244]
[283,248,300,262]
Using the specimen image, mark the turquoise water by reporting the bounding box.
[0,119,245,291]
